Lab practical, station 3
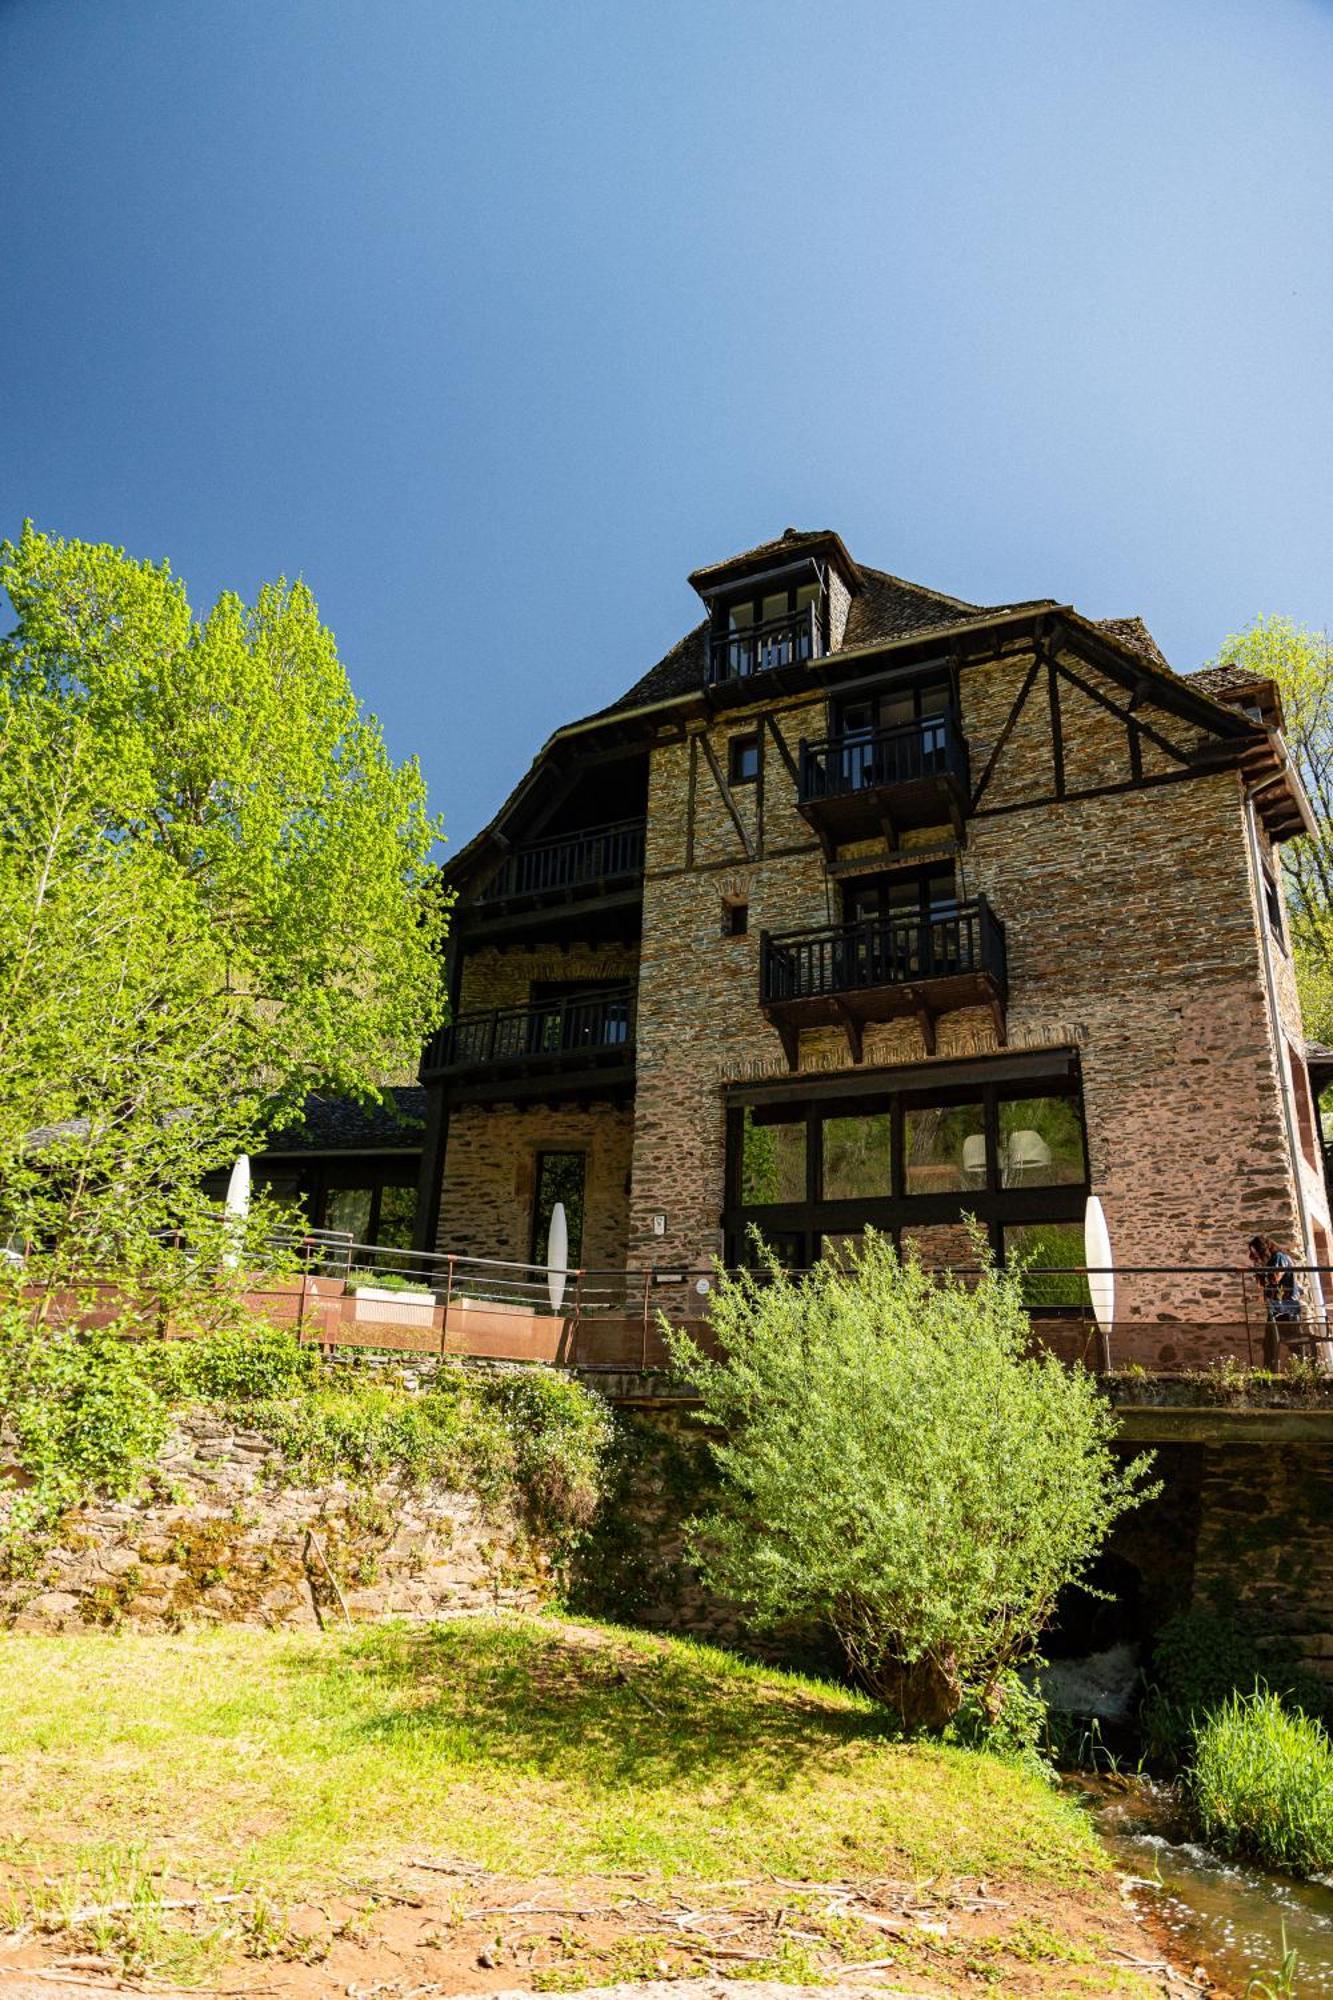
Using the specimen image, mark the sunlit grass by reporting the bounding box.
[1192,1688,1333,1878]
[0,1615,1103,1897]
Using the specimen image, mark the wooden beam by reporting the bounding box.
[685,732,697,870]
[914,1002,937,1057]
[1046,649,1065,800]
[969,655,1042,812]
[764,711,801,787]
[698,730,755,860]
[833,1000,864,1065]
[1054,658,1193,767]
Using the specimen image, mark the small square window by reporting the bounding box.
[723,900,748,937]
[729,735,760,785]
[1263,868,1287,950]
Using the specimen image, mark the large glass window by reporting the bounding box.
[997,1096,1086,1186]
[903,1102,986,1195]
[714,581,824,682]
[822,1111,891,1200]
[725,1071,1088,1286]
[531,1151,586,1264]
[739,1108,807,1205]
[326,1186,373,1244]
[376,1184,418,1250]
[1003,1223,1092,1310]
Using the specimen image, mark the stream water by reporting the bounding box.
[1081,1777,1333,1994]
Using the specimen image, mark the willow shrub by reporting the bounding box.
[668,1232,1154,1732]
[1192,1689,1333,1877]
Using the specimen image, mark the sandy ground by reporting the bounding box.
[0,1859,1216,1999]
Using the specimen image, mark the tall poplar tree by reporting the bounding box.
[0,523,449,1277]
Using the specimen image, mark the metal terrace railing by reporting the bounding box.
[478,818,645,903]
[422,983,635,1079]
[798,713,968,802]
[707,601,823,685]
[31,1242,1333,1378]
[761,899,1006,1005]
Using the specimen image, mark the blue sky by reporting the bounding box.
[3,0,1332,850]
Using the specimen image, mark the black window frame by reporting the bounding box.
[710,573,827,683]
[841,861,958,927]
[728,733,760,785]
[1262,863,1287,952]
[529,1148,588,1266]
[832,671,955,740]
[724,1072,1089,1278]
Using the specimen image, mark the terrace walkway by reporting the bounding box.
[65,1234,1333,1384]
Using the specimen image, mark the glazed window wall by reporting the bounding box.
[726,1076,1089,1283]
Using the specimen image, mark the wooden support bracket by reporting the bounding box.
[833,1000,864,1065]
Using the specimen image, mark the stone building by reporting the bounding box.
[415,528,1327,1344]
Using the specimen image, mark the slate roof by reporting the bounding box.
[1188,662,1267,701]
[687,527,856,590]
[590,548,1055,724]
[1096,616,1172,675]
[260,1087,426,1157]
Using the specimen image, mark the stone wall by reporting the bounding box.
[1191,1441,1333,1682]
[457,941,639,1015]
[437,1101,633,1268]
[622,647,1329,1312]
[3,1410,545,1634]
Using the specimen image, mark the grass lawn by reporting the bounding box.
[0,1615,1165,1993]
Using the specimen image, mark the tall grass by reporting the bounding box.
[1191,1689,1333,1879]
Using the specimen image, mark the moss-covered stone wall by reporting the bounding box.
[3,1409,546,1633]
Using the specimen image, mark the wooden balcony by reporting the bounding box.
[478,818,645,910]
[421,984,636,1103]
[797,714,969,852]
[707,602,823,686]
[760,899,1007,1067]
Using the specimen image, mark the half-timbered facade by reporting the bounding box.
[416,529,1327,1342]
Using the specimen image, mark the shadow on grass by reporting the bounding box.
[294,1618,901,1797]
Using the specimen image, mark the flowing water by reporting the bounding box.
[1082,1776,1333,1994]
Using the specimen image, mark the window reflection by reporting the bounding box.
[903,1103,985,1195]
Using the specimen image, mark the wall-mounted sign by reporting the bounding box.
[651,1213,666,1235]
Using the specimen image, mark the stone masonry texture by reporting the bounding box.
[2,1409,545,1634]
[622,647,1330,1311]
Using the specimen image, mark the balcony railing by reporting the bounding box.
[424,983,636,1079]
[707,602,823,685]
[479,818,645,905]
[799,713,967,801]
[762,899,1005,1004]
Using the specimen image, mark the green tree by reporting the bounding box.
[668,1234,1151,1731]
[0,523,449,1283]
[1209,616,1333,1038]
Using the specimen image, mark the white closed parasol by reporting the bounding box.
[1084,1195,1115,1340]
[546,1200,569,1313]
[222,1154,251,1271]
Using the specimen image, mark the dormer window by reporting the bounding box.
[711,579,825,684]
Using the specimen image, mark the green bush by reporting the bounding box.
[1191,1689,1333,1877]
[0,1311,170,1538]
[669,1230,1154,1730]
[1140,1606,1327,1765]
[246,1382,480,1486]
[482,1369,612,1532]
[154,1321,317,1402]
[0,1296,612,1565]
